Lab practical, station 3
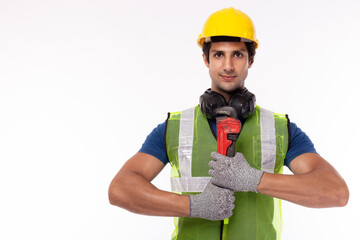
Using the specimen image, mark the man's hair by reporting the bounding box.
[202,36,256,64]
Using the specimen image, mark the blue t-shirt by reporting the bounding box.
[139,117,317,169]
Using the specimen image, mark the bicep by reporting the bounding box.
[289,153,331,175]
[116,152,166,182]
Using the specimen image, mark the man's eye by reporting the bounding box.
[214,53,223,58]
[234,52,243,58]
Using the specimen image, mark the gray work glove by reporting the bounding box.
[189,182,235,220]
[209,152,264,192]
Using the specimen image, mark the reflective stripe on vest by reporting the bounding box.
[171,107,277,192]
[260,107,276,173]
[171,107,211,192]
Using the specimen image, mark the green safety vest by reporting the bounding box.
[166,105,289,240]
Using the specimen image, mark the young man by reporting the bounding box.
[108,7,349,240]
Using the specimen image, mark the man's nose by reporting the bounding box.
[223,56,234,72]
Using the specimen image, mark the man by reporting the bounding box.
[108,7,349,240]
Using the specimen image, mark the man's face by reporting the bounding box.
[203,41,253,101]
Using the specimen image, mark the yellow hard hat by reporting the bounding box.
[197,7,259,49]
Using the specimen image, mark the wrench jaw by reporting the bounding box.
[215,106,242,157]
[215,106,238,119]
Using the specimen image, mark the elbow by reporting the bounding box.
[336,183,349,207]
[108,182,117,206]
[327,180,349,207]
[317,180,349,208]
[108,184,117,206]
[108,179,126,207]
[108,179,142,214]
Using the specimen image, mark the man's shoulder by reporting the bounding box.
[138,120,168,165]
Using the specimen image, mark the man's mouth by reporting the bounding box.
[220,75,236,81]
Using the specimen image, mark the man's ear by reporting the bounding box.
[203,53,209,68]
[248,59,254,69]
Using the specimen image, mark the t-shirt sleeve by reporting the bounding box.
[284,122,318,169]
[138,120,169,165]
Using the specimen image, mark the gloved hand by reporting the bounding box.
[189,182,235,220]
[209,152,264,192]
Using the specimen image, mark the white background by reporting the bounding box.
[0,0,359,239]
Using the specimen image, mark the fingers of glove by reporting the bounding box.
[204,182,226,194]
[208,161,226,174]
[221,158,232,168]
[210,176,224,188]
[216,200,233,217]
[230,203,235,212]
[208,160,217,169]
[209,163,228,178]
[229,194,235,203]
[211,175,237,191]
[220,207,233,219]
[212,153,232,168]
[209,184,230,199]
[210,152,219,161]
[220,188,235,201]
[220,198,235,219]
[210,152,226,161]
[190,183,236,220]
[221,191,234,204]
[225,202,235,212]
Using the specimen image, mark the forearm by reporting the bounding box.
[109,171,190,217]
[257,167,349,208]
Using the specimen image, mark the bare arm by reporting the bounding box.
[108,152,190,217]
[257,153,349,208]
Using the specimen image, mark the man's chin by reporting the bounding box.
[215,86,243,94]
